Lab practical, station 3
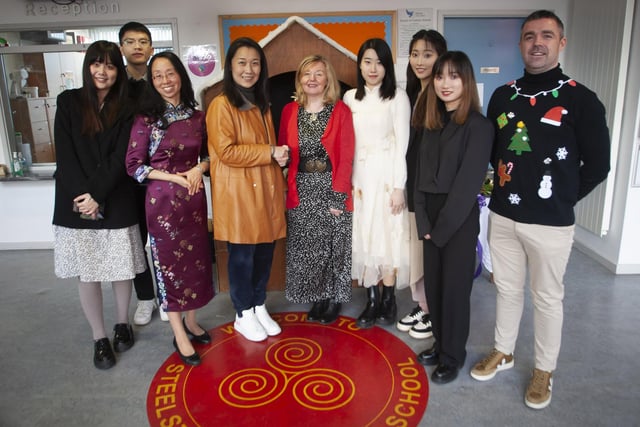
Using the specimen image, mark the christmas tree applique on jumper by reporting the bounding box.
[507,121,532,156]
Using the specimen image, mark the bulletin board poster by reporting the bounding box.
[397,8,434,57]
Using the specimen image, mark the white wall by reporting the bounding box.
[573,0,640,274]
[1,0,638,274]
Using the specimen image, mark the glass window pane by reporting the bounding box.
[1,22,175,170]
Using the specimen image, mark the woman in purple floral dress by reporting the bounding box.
[126,52,213,366]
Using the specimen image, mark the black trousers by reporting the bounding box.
[133,184,155,301]
[422,194,479,368]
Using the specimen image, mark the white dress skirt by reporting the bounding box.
[54,225,147,283]
[344,86,411,288]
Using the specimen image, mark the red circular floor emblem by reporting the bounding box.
[147,313,429,426]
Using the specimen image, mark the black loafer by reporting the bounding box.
[417,344,439,366]
[183,318,211,344]
[94,337,116,370]
[307,300,328,322]
[319,301,341,325]
[431,363,459,384]
[113,323,134,353]
[173,338,201,366]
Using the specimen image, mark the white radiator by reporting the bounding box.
[565,0,634,236]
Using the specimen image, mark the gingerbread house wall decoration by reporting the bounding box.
[201,15,358,114]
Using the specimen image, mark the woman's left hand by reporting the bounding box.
[389,188,405,215]
[177,167,204,196]
[329,208,343,217]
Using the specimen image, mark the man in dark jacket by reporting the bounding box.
[118,21,160,324]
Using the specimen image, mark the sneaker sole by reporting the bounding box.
[470,359,514,381]
[525,393,552,409]
[396,322,415,332]
[234,322,267,342]
[408,329,433,339]
[134,316,152,326]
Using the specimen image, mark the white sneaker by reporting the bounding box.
[396,305,426,332]
[159,306,169,322]
[234,308,267,342]
[133,300,156,326]
[408,314,433,339]
[254,304,281,336]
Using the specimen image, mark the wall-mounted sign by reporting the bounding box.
[480,67,500,74]
[184,45,217,77]
[397,8,434,58]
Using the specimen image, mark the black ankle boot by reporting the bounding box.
[319,299,341,325]
[377,285,397,325]
[307,299,328,322]
[357,286,379,329]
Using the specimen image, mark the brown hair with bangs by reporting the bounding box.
[294,55,341,106]
[424,51,480,130]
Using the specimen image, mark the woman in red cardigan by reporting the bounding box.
[278,55,355,324]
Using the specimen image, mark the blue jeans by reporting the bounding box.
[227,241,275,315]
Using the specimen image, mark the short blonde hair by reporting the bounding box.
[294,55,341,106]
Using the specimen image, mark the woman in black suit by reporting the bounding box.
[413,51,493,384]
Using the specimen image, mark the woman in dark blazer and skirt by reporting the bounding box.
[52,41,146,370]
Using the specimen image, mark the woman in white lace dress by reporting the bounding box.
[343,38,411,329]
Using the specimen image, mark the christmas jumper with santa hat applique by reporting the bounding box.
[487,65,610,226]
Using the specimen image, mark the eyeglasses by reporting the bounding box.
[122,38,151,47]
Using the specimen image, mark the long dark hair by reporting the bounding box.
[406,29,447,107]
[139,51,197,128]
[354,38,396,101]
[222,37,270,113]
[407,30,448,129]
[80,40,128,136]
[425,51,481,130]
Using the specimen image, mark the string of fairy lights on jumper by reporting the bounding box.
[508,78,576,106]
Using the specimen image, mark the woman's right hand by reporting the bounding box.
[177,167,204,196]
[73,193,99,218]
[272,145,290,167]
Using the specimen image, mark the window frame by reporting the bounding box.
[0,19,178,178]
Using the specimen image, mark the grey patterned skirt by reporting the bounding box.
[53,225,147,282]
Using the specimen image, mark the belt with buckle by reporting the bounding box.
[299,158,332,173]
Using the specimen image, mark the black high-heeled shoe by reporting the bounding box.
[182,318,211,344]
[173,338,201,366]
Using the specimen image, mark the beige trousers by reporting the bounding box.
[489,212,575,372]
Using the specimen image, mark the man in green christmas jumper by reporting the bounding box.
[470,10,610,409]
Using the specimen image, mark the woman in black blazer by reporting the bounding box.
[52,40,146,370]
[413,51,493,384]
